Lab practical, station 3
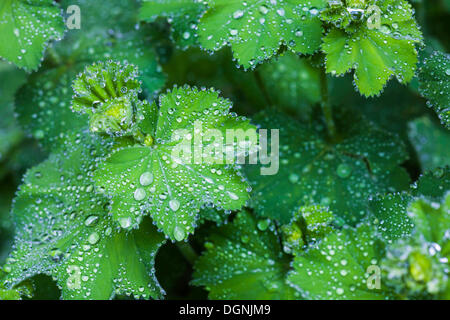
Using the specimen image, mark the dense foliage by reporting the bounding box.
[0,0,449,300]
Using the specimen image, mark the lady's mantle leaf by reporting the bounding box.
[192,210,298,299]
[408,117,450,171]
[369,167,450,243]
[381,194,450,299]
[94,86,255,241]
[281,205,334,254]
[139,0,207,49]
[0,270,33,300]
[245,110,410,224]
[287,224,391,299]
[0,0,64,71]
[198,0,326,69]
[418,51,450,129]
[321,0,422,97]
[1,134,166,300]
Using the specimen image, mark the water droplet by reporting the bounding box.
[169,199,180,212]
[139,172,153,186]
[257,219,270,231]
[88,232,100,245]
[119,217,132,228]
[84,215,98,226]
[233,10,244,19]
[134,188,146,201]
[336,163,352,178]
[230,29,238,36]
[173,226,185,241]
[227,191,239,200]
[289,173,299,183]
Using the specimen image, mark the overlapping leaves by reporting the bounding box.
[245,109,410,224]
[1,134,166,300]
[0,0,64,70]
[418,51,450,129]
[15,0,166,151]
[92,85,255,241]
[192,210,297,299]
[139,0,207,49]
[198,0,326,69]
[321,0,423,96]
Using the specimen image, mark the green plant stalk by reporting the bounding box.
[319,68,336,138]
[176,242,198,265]
[254,69,274,107]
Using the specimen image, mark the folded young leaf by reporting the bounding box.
[198,0,326,69]
[369,167,450,243]
[192,210,298,299]
[1,134,166,300]
[0,0,64,71]
[16,31,165,150]
[94,86,254,241]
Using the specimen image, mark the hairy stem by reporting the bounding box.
[319,68,336,138]
[176,242,198,265]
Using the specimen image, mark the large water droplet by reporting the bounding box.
[169,199,180,211]
[139,172,153,186]
[134,188,146,201]
[173,226,185,241]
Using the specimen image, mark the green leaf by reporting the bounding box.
[281,205,334,254]
[0,62,26,163]
[0,270,33,300]
[369,167,450,243]
[0,0,64,70]
[94,86,255,241]
[1,134,166,300]
[287,224,391,299]
[381,194,450,299]
[192,210,298,299]
[369,193,414,242]
[418,51,450,129]
[413,166,450,199]
[244,110,410,224]
[198,0,326,69]
[321,0,422,97]
[61,0,141,31]
[259,53,321,117]
[408,117,450,171]
[139,0,207,49]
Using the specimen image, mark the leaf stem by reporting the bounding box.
[176,242,198,265]
[319,67,336,138]
[254,69,273,107]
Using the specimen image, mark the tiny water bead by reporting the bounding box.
[84,215,99,227]
[336,163,352,178]
[257,219,270,231]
